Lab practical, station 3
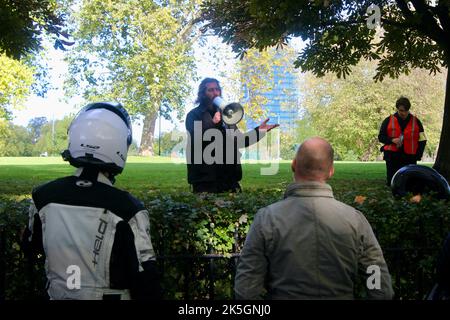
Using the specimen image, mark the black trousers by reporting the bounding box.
[384,151,417,186]
[192,181,241,193]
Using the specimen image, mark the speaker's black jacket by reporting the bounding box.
[185,102,264,188]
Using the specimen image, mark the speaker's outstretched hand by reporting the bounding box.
[259,118,280,132]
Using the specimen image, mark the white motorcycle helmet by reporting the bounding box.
[62,102,132,174]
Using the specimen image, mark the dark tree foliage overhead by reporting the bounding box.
[0,0,72,59]
[200,0,450,180]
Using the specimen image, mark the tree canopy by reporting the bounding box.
[200,0,450,179]
[200,1,448,80]
[27,117,48,144]
[0,121,34,156]
[0,53,34,121]
[65,0,200,155]
[33,116,72,156]
[0,0,71,59]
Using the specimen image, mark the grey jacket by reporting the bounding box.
[234,181,394,300]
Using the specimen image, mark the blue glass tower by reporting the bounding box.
[243,61,299,134]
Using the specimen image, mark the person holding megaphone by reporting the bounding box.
[185,77,279,193]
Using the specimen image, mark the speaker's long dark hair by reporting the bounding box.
[195,78,221,105]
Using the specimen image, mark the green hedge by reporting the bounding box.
[1,187,449,300]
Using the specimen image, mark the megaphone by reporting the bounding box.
[213,96,244,125]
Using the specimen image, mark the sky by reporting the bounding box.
[12,49,78,125]
[11,36,239,146]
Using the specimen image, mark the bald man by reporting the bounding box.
[234,137,394,300]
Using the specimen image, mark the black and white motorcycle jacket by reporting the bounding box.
[24,167,161,300]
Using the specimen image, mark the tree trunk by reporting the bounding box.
[433,68,450,181]
[139,112,158,156]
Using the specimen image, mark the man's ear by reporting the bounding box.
[291,159,296,173]
[328,165,335,179]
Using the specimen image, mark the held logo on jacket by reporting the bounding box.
[92,217,108,266]
[383,115,420,154]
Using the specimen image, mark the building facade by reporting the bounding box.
[243,60,300,135]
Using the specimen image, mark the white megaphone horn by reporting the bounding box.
[212,96,244,125]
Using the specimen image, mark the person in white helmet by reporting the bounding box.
[22,102,161,300]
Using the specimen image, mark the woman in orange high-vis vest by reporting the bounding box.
[378,97,427,186]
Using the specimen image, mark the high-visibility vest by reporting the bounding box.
[383,114,420,154]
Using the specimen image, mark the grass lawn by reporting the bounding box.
[1,156,433,200]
